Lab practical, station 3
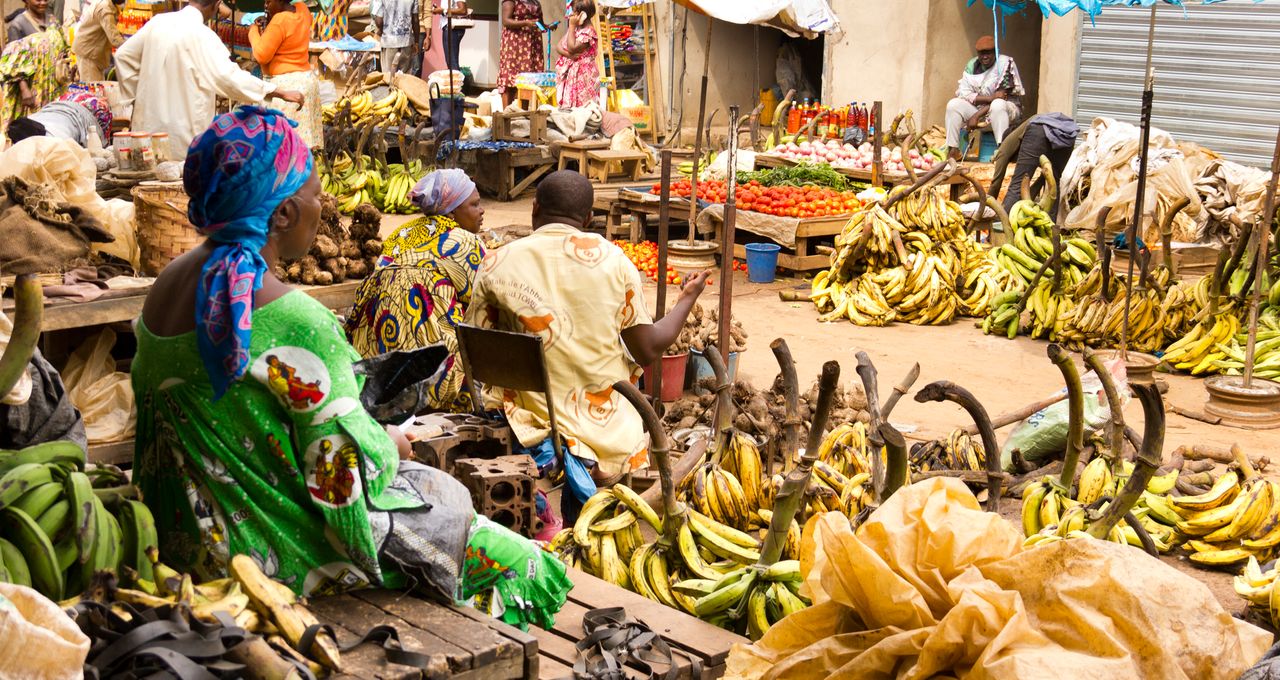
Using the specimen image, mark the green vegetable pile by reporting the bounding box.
[738,163,850,191]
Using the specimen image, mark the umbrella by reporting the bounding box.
[974,0,1275,388]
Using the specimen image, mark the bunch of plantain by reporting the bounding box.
[322,88,416,128]
[1206,306,1280,381]
[1161,309,1243,376]
[678,558,809,640]
[1169,465,1280,571]
[990,198,1096,289]
[1020,456,1182,553]
[909,429,986,474]
[0,441,160,602]
[1232,556,1280,628]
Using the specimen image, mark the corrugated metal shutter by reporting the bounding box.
[1075,2,1280,168]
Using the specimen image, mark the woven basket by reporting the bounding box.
[133,181,200,277]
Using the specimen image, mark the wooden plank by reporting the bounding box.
[88,440,135,467]
[448,603,539,679]
[563,566,745,670]
[542,599,652,680]
[354,589,523,675]
[793,214,852,238]
[311,594,460,680]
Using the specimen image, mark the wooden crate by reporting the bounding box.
[459,146,557,202]
[529,566,746,679]
[728,213,850,273]
[311,589,537,680]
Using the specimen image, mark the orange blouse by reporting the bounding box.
[248,3,313,76]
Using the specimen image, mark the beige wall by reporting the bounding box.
[822,0,1043,132]
[1037,13,1080,114]
[654,5,784,142]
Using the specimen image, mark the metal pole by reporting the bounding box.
[717,105,739,365]
[651,150,673,400]
[1120,6,1157,360]
[1243,128,1280,387]
[687,16,712,244]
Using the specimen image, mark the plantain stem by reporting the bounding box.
[0,273,43,401]
[770,338,800,477]
[704,343,733,461]
[1083,348,1127,460]
[913,380,1003,512]
[880,362,920,422]
[879,422,908,500]
[758,361,840,567]
[1160,197,1190,274]
[1048,344,1086,490]
[612,379,684,546]
[1086,383,1163,541]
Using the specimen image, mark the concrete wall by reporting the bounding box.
[654,5,784,142]
[823,0,1042,133]
[1037,13,1080,115]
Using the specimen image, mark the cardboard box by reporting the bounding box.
[621,105,652,131]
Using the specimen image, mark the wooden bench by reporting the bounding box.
[531,566,746,678]
[557,139,612,173]
[493,110,550,144]
[311,589,537,680]
[585,150,648,183]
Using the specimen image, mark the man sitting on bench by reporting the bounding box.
[466,171,709,520]
[945,35,1024,160]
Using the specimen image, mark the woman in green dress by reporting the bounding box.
[345,168,485,413]
[131,106,475,600]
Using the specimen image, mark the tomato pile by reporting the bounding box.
[652,179,861,219]
[613,240,685,285]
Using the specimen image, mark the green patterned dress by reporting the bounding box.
[133,291,471,598]
[0,26,71,134]
[345,215,484,413]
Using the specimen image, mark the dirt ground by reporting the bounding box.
[452,194,1274,614]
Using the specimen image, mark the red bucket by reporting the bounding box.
[642,352,689,403]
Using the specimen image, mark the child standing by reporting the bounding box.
[554,0,598,109]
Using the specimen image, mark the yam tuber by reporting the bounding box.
[312,235,340,259]
[339,239,362,259]
[344,258,369,279]
[362,238,384,257]
[298,256,321,285]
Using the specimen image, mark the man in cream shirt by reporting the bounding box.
[115,0,303,159]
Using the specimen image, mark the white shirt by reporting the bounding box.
[115,6,276,159]
[372,0,416,48]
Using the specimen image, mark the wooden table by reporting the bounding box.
[615,190,698,243]
[458,145,557,202]
[9,281,362,333]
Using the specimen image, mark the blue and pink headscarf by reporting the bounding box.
[183,106,314,399]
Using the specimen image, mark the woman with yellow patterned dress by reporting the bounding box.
[345,168,485,412]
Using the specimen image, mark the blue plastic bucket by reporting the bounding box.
[744,243,781,283]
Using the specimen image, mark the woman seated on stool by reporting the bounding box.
[131,106,474,600]
[345,168,485,413]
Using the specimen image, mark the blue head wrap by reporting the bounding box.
[183,105,314,399]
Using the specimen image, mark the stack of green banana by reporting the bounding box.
[0,442,157,602]
[677,151,716,177]
[1199,306,1280,381]
[318,152,431,215]
[679,559,809,640]
[990,199,1097,289]
[1232,556,1280,628]
[813,188,1002,326]
[1020,456,1181,552]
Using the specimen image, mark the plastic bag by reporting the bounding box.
[999,356,1128,469]
[459,515,573,631]
[725,478,1272,680]
[700,149,756,182]
[0,583,91,679]
[0,137,137,269]
[61,328,135,444]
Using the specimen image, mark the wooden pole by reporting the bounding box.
[871,100,883,188]
[650,149,673,401]
[717,104,739,366]
[686,16,713,244]
[1243,127,1280,387]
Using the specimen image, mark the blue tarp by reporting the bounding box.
[970,0,1265,18]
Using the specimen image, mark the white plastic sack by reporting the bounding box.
[1000,356,1129,468]
[700,149,756,182]
[0,137,138,269]
[0,584,90,679]
[62,328,136,445]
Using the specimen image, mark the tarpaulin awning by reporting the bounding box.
[971,0,1267,19]
[597,0,840,36]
